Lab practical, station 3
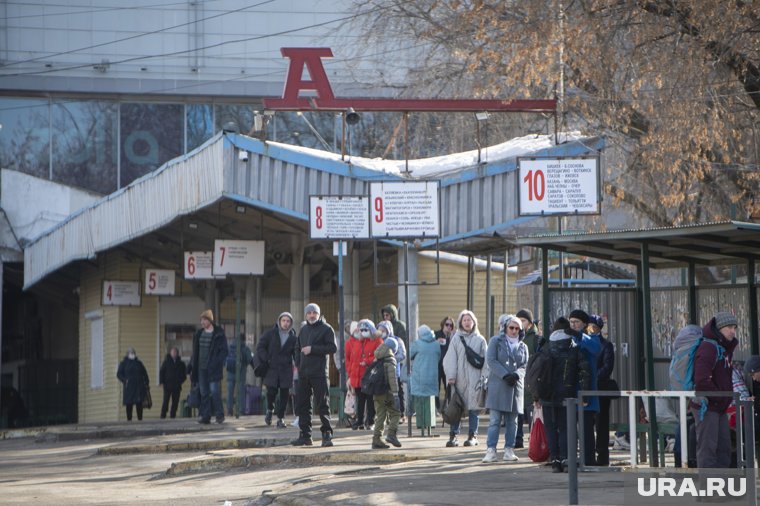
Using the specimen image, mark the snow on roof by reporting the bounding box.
[267,131,588,178]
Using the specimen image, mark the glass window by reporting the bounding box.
[215,104,256,136]
[52,100,118,194]
[120,103,183,188]
[0,98,50,179]
[187,104,214,152]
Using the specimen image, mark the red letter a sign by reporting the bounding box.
[264,48,335,109]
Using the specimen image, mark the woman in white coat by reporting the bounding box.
[443,309,488,447]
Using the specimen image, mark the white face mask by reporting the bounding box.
[360,330,371,338]
[128,353,136,360]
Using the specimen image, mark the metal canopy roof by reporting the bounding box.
[514,221,760,269]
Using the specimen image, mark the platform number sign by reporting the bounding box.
[309,196,370,239]
[369,181,440,239]
[184,251,214,279]
[518,157,601,216]
[144,269,175,295]
[212,240,265,276]
[102,280,141,306]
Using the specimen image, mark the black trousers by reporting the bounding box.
[160,387,181,418]
[296,376,333,438]
[398,378,406,416]
[126,403,143,421]
[595,397,612,466]
[267,386,290,420]
[582,410,597,465]
[356,390,375,425]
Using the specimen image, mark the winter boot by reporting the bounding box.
[463,432,478,446]
[276,418,286,429]
[291,433,313,446]
[321,432,334,447]
[372,436,390,449]
[446,432,459,447]
[264,410,273,426]
[386,431,402,448]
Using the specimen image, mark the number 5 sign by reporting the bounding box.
[518,157,601,216]
[144,269,175,295]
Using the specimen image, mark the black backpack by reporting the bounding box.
[360,359,390,396]
[526,349,553,401]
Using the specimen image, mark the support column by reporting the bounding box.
[749,258,758,355]
[502,249,509,314]
[345,247,360,321]
[245,277,256,385]
[541,247,550,338]
[289,237,306,321]
[640,242,659,467]
[397,246,419,341]
[688,262,697,324]
[204,280,216,314]
[0,261,3,417]
[486,254,493,337]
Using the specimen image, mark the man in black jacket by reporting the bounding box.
[191,309,229,424]
[292,303,338,447]
[159,346,186,419]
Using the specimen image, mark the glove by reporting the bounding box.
[504,373,518,386]
[566,328,583,339]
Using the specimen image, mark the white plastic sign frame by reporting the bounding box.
[184,251,214,279]
[369,181,441,239]
[102,280,141,306]
[212,240,265,276]
[517,156,601,216]
[144,269,175,295]
[309,195,370,240]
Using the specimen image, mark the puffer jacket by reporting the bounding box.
[694,317,738,414]
[409,329,441,396]
[374,342,399,394]
[346,336,382,389]
[541,330,591,406]
[295,317,337,379]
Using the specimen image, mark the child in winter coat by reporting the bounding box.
[378,320,407,421]
[371,339,402,449]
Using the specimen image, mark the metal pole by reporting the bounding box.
[235,285,242,418]
[688,261,697,324]
[566,397,578,505]
[748,258,758,355]
[629,393,638,467]
[338,240,346,422]
[640,242,659,467]
[486,254,492,337]
[404,240,412,437]
[742,399,757,506]
[541,247,550,341]
[578,391,585,468]
[503,249,508,314]
[679,394,688,468]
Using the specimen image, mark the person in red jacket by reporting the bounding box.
[346,319,382,430]
[692,311,739,468]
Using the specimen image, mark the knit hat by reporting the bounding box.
[384,337,399,354]
[200,309,214,322]
[304,303,321,316]
[745,356,760,374]
[568,309,589,324]
[588,314,605,330]
[358,319,377,336]
[417,324,435,341]
[714,311,738,330]
[516,308,534,325]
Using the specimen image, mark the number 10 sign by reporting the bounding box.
[518,157,601,216]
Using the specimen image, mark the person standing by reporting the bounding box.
[692,311,739,468]
[159,346,186,419]
[434,316,455,411]
[226,334,253,416]
[539,317,591,473]
[117,347,150,421]
[378,320,408,423]
[258,312,298,428]
[515,308,540,448]
[381,304,408,345]
[291,303,338,447]
[568,309,601,466]
[482,315,528,463]
[346,319,382,430]
[443,310,488,448]
[409,324,441,424]
[591,314,615,466]
[191,309,228,425]
[371,338,402,449]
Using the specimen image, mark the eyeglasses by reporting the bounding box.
[444,322,454,327]
[507,326,521,331]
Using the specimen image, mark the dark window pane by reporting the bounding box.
[52,100,118,194]
[187,104,213,151]
[215,104,255,136]
[120,103,182,188]
[0,98,50,179]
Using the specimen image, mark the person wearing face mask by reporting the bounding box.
[117,347,150,421]
[378,320,408,423]
[346,319,382,430]
[291,303,338,447]
[443,310,488,448]
[258,312,298,428]
[482,315,528,463]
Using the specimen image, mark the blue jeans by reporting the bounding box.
[487,409,518,449]
[451,409,480,436]
[198,368,223,422]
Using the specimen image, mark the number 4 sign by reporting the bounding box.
[518,157,601,216]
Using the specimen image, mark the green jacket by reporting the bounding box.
[374,343,399,395]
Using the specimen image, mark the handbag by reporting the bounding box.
[598,377,620,400]
[441,384,465,425]
[476,375,488,407]
[187,383,200,408]
[460,336,485,370]
[344,388,356,416]
[252,353,269,378]
[528,405,550,462]
[142,388,153,409]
